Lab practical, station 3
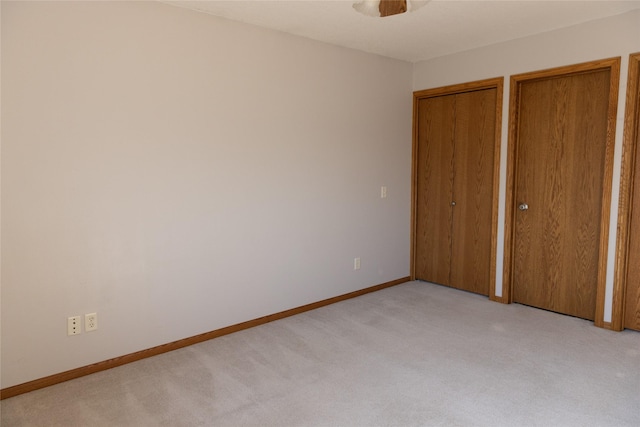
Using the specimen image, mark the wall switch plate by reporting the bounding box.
[354,257,361,270]
[381,186,387,198]
[68,316,82,335]
[85,313,98,332]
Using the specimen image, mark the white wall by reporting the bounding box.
[414,10,640,322]
[0,1,413,388]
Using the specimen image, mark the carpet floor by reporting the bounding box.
[2,280,639,426]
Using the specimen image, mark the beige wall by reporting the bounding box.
[413,10,640,322]
[1,1,413,388]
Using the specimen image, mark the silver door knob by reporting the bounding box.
[451,201,456,206]
[518,203,529,211]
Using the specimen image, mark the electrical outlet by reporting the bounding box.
[85,313,98,331]
[381,186,387,198]
[68,316,82,336]
[354,257,361,270]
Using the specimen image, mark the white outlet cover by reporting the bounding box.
[85,313,98,331]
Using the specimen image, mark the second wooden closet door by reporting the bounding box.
[415,88,497,295]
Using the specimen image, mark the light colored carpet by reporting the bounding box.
[2,281,639,426]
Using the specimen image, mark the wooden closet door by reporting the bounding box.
[414,95,455,285]
[625,143,640,330]
[623,54,640,331]
[450,88,497,295]
[513,69,611,320]
[413,83,499,296]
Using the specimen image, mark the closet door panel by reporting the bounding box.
[450,89,497,295]
[413,77,501,296]
[414,95,456,285]
[513,70,610,320]
[623,53,640,330]
[625,159,640,329]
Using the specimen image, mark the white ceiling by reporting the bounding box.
[162,0,640,63]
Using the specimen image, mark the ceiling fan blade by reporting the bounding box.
[379,0,407,17]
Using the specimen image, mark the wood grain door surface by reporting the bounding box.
[625,139,640,330]
[415,88,496,295]
[513,70,611,320]
[415,94,455,286]
[449,89,496,293]
[624,55,640,331]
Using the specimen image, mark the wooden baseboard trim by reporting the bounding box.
[600,321,619,331]
[489,294,509,304]
[1,276,411,400]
